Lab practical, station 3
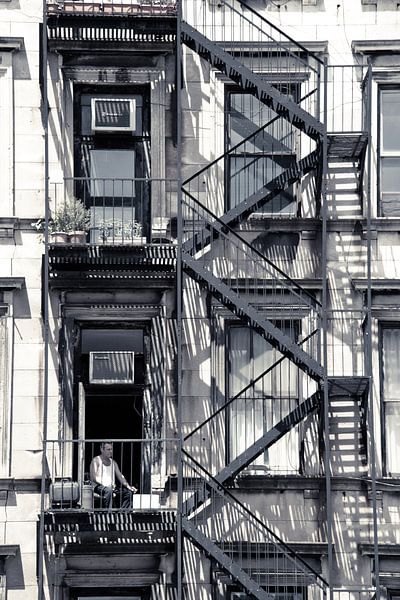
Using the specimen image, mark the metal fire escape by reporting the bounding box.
[177,0,369,598]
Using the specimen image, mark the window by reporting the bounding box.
[226,89,297,216]
[381,325,400,475]
[74,87,150,242]
[228,324,299,473]
[379,88,400,216]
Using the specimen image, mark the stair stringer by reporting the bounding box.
[181,21,324,140]
[182,251,323,381]
[183,148,321,254]
[183,390,321,515]
[183,518,275,600]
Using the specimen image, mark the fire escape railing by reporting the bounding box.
[178,0,329,595]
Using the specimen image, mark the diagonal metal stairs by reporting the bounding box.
[182,193,323,381]
[184,390,322,515]
[179,0,327,596]
[181,22,324,140]
[183,453,327,596]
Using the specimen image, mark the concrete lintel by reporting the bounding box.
[0,545,19,558]
[359,543,400,557]
[352,278,400,292]
[0,37,23,52]
[0,217,18,239]
[0,278,25,291]
[352,39,400,54]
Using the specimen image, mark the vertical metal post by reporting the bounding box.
[321,57,333,600]
[365,59,380,600]
[176,0,184,597]
[37,2,49,600]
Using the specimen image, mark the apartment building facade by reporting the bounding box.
[1,0,400,599]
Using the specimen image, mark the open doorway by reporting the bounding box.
[76,326,147,491]
[85,392,143,490]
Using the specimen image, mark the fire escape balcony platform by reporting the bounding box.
[327,133,368,162]
[44,509,176,552]
[47,1,176,17]
[47,10,176,50]
[47,243,176,290]
[326,375,369,397]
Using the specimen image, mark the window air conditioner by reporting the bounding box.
[89,351,135,384]
[91,98,136,133]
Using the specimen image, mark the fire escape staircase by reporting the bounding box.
[179,2,329,596]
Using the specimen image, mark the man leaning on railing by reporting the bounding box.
[90,441,137,509]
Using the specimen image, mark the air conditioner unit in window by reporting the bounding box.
[91,98,136,133]
[89,351,135,384]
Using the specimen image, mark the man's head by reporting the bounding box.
[100,442,113,458]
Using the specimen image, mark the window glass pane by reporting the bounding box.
[382,328,400,403]
[90,150,135,197]
[229,327,251,397]
[382,90,400,152]
[227,91,296,214]
[382,328,400,475]
[229,155,296,215]
[381,157,400,216]
[229,93,293,150]
[381,157,400,192]
[228,326,298,472]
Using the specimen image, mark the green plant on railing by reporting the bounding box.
[98,218,143,243]
[51,197,91,233]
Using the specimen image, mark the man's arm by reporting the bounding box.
[90,456,102,485]
[113,461,137,493]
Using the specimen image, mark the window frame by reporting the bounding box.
[225,320,301,474]
[73,85,151,242]
[378,86,400,217]
[379,321,400,476]
[224,84,300,217]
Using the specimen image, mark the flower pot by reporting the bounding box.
[51,232,69,244]
[68,231,87,244]
[131,236,147,245]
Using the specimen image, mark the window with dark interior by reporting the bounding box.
[226,88,297,216]
[379,88,400,216]
[74,87,150,242]
[77,327,147,491]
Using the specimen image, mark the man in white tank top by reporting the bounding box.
[90,441,137,509]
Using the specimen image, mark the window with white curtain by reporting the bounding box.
[381,326,400,475]
[228,324,299,473]
[380,88,400,216]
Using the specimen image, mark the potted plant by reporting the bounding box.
[53,197,90,244]
[98,218,146,245]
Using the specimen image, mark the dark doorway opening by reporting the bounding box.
[75,326,147,491]
[84,392,143,490]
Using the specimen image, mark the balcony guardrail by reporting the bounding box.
[325,64,367,134]
[326,310,366,377]
[47,0,177,16]
[45,438,178,511]
[48,178,177,245]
